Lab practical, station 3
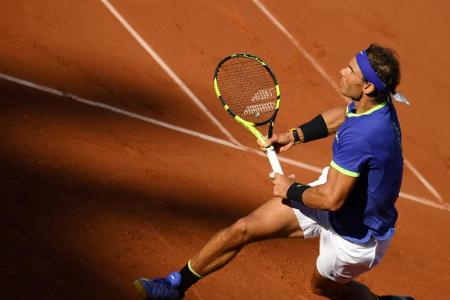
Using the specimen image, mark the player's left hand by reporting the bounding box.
[271,173,296,198]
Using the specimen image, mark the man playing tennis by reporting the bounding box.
[134,44,409,300]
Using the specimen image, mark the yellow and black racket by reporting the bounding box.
[213,53,284,175]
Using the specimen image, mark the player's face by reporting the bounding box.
[339,57,365,100]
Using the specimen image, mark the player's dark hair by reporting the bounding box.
[365,44,401,103]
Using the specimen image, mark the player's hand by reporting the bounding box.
[257,132,294,153]
[271,173,296,198]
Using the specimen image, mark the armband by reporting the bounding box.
[286,182,311,205]
[299,114,328,143]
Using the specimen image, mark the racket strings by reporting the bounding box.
[217,58,277,124]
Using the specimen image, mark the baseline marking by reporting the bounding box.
[1,73,447,212]
[251,0,443,202]
[99,0,242,147]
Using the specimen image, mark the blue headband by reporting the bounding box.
[356,50,389,93]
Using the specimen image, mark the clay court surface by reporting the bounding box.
[1,1,450,299]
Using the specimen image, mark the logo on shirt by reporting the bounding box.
[335,130,340,143]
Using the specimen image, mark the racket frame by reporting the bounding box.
[213,53,284,175]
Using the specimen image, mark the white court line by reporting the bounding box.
[404,159,443,203]
[0,73,242,150]
[251,0,443,202]
[251,0,347,103]
[1,73,448,212]
[99,0,242,148]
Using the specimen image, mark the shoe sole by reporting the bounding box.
[133,279,148,299]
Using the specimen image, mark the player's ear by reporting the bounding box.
[363,81,375,95]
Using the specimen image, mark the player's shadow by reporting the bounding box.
[0,148,254,300]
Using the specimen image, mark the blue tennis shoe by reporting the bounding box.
[134,272,183,300]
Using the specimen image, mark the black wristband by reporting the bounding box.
[299,114,328,143]
[286,182,311,204]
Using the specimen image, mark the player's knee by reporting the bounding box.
[225,218,252,246]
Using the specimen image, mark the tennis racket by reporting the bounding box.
[213,53,284,175]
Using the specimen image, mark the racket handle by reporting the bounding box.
[266,146,284,175]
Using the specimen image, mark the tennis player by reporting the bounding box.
[134,44,408,300]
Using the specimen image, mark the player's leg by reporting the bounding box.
[134,196,303,299]
[189,196,303,276]
[134,167,330,299]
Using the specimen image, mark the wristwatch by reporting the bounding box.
[289,128,301,144]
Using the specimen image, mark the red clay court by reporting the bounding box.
[1,1,450,299]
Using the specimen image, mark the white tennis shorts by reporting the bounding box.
[290,167,392,283]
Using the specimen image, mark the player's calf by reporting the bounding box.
[133,219,255,299]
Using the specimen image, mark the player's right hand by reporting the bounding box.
[257,132,295,153]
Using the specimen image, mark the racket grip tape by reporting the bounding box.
[266,147,284,175]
